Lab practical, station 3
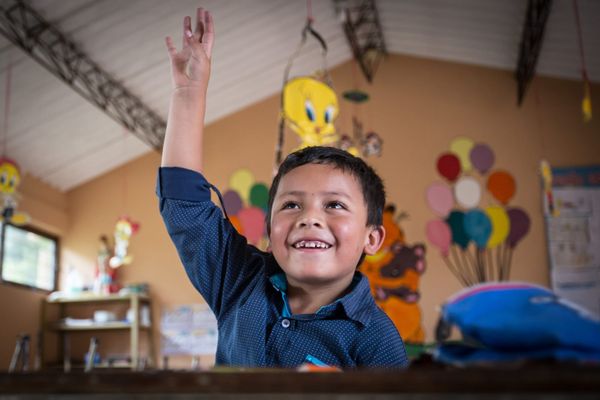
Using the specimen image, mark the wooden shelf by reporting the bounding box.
[46,293,150,304]
[40,292,156,371]
[48,322,152,331]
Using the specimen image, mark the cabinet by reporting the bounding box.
[39,293,155,371]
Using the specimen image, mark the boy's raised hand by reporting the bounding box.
[165,8,214,90]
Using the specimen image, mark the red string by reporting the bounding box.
[533,80,547,157]
[572,0,589,81]
[306,0,313,23]
[122,129,128,213]
[2,60,11,158]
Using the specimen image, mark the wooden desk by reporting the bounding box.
[1,364,599,399]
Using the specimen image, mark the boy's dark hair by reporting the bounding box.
[266,146,385,236]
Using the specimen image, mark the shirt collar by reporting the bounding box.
[268,271,373,326]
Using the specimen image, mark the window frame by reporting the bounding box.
[0,222,60,293]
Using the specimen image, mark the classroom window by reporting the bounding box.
[0,223,59,292]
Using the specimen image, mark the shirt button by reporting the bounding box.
[281,319,290,328]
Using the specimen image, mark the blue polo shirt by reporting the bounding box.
[156,167,408,368]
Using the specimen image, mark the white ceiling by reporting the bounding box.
[0,0,598,192]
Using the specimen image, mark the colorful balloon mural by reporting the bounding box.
[449,137,474,172]
[425,219,451,257]
[436,153,461,182]
[224,169,269,248]
[454,176,481,209]
[425,182,453,217]
[425,138,531,285]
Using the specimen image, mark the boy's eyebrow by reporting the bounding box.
[279,190,352,199]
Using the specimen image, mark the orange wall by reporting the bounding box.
[1,54,599,370]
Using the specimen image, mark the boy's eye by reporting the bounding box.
[326,201,345,209]
[282,202,300,210]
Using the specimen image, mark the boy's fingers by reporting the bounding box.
[195,8,205,40]
[165,36,177,58]
[203,11,214,59]
[183,15,192,49]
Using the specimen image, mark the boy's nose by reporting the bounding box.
[296,211,323,229]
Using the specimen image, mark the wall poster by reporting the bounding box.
[544,165,600,318]
[161,304,218,356]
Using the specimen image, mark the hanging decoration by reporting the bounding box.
[94,235,115,295]
[108,131,141,270]
[275,0,339,168]
[93,215,140,296]
[0,158,29,225]
[282,77,339,150]
[425,137,531,286]
[573,0,592,122]
[335,0,387,83]
[342,90,369,103]
[0,60,29,225]
[338,60,383,159]
[540,159,558,217]
[109,216,140,268]
[339,117,383,158]
[93,131,140,295]
[360,204,427,344]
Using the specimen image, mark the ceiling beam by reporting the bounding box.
[0,0,165,150]
[334,0,387,83]
[515,0,553,106]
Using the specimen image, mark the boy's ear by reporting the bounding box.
[364,225,385,255]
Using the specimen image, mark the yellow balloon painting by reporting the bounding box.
[229,169,254,204]
[450,136,475,172]
[485,205,510,249]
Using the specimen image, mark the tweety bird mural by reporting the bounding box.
[282,77,339,150]
[0,158,29,225]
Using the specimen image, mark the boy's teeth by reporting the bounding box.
[294,240,330,249]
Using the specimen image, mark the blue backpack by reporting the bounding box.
[434,282,600,365]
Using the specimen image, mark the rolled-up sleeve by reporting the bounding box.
[156,167,263,318]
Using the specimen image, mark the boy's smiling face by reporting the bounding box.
[269,163,384,290]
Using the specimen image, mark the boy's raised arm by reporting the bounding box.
[161,8,214,173]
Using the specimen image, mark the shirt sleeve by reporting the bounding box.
[156,166,267,318]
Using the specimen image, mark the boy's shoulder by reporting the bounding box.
[351,274,402,338]
[341,273,399,333]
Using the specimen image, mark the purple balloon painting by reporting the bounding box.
[507,208,531,248]
[470,143,495,174]
[223,190,243,216]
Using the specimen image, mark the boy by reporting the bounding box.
[157,8,408,368]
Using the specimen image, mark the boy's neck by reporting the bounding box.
[286,275,355,315]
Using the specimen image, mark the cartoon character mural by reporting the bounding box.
[94,217,140,294]
[0,157,29,225]
[109,216,140,268]
[94,235,116,294]
[359,205,427,344]
[341,117,383,159]
[282,77,339,150]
